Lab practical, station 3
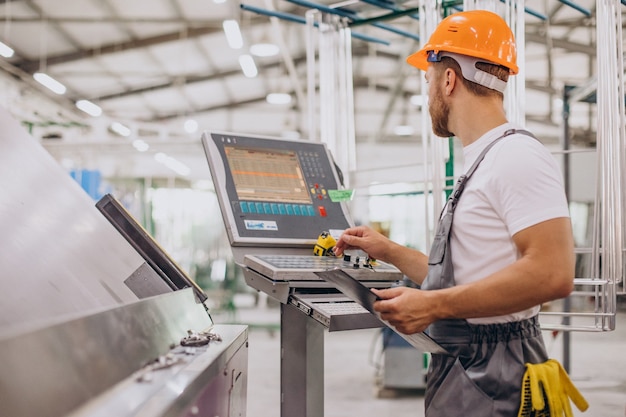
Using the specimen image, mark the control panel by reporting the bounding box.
[202,131,353,247]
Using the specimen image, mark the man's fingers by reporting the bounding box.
[372,287,405,299]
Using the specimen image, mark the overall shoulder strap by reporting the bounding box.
[446,129,535,212]
[464,129,535,178]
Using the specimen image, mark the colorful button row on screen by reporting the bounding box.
[240,201,316,216]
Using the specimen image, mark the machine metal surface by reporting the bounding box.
[0,107,248,417]
[0,105,148,339]
[0,289,248,417]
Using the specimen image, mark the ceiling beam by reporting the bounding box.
[93,58,305,101]
[91,41,565,108]
[145,78,415,122]
[14,25,223,73]
[9,7,300,74]
[90,43,397,101]
[0,16,222,23]
[147,96,270,121]
[525,31,595,55]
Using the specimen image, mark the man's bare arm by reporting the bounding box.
[373,217,575,333]
[430,217,574,320]
[334,226,430,284]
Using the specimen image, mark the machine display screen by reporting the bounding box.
[225,146,312,205]
[202,131,352,246]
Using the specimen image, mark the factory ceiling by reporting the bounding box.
[0,0,617,179]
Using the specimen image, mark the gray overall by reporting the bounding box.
[421,129,549,416]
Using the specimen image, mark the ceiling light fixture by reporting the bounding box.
[0,41,14,58]
[239,54,258,78]
[76,99,102,117]
[223,20,243,49]
[111,122,131,137]
[155,152,190,177]
[266,93,292,105]
[132,139,149,152]
[184,119,198,134]
[33,72,66,95]
[250,43,279,57]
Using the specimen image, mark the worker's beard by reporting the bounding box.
[429,84,454,138]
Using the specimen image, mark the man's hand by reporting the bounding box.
[333,226,393,262]
[335,226,430,285]
[372,287,440,334]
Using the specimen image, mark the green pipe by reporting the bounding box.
[240,4,391,45]
[445,138,454,198]
[349,7,421,28]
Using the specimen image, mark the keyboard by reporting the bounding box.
[243,254,402,282]
[311,301,369,316]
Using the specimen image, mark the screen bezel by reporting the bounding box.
[201,130,354,248]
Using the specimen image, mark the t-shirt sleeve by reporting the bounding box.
[486,137,571,236]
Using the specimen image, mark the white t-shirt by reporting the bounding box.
[450,123,571,324]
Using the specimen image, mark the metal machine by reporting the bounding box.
[201,130,404,417]
[0,107,248,417]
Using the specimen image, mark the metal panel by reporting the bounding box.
[289,293,386,331]
[281,302,324,417]
[0,106,144,338]
[125,261,175,298]
[0,289,245,417]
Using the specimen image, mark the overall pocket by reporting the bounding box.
[426,358,495,417]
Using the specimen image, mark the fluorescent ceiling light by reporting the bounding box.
[223,20,243,49]
[250,43,279,57]
[111,122,131,137]
[266,93,292,105]
[154,152,190,177]
[0,41,14,58]
[184,119,198,134]
[213,0,227,3]
[393,125,414,136]
[239,54,258,78]
[76,99,102,117]
[33,72,66,95]
[154,152,168,163]
[132,139,149,152]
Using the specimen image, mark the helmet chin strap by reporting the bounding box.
[440,51,508,93]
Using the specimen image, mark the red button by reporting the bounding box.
[318,206,327,217]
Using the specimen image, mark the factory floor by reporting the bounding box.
[215,296,626,417]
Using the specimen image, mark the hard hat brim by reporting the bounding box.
[406,48,429,72]
[406,47,519,75]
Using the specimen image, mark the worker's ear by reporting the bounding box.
[443,68,457,96]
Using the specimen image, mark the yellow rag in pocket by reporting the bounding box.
[518,359,589,417]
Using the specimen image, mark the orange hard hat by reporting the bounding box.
[406,10,518,74]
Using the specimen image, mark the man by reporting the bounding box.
[333,10,575,416]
